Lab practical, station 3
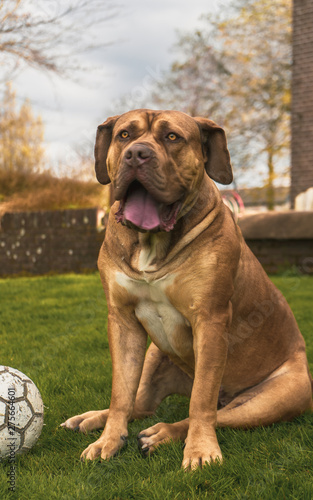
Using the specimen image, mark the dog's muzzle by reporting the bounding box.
[115,180,182,233]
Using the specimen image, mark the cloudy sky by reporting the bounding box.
[13,0,227,174]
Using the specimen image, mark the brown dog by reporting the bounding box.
[61,109,313,469]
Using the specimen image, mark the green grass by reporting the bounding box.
[0,273,313,499]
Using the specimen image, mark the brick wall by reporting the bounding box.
[238,212,313,274]
[0,209,312,276]
[0,209,105,276]
[244,239,313,274]
[291,0,313,206]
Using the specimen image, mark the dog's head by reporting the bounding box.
[95,109,232,232]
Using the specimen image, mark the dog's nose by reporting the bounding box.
[124,144,153,167]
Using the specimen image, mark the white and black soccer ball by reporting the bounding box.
[0,366,44,459]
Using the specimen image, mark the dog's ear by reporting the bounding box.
[193,117,233,185]
[94,115,120,185]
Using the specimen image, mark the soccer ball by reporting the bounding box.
[0,366,44,459]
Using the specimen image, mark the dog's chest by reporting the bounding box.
[115,271,192,357]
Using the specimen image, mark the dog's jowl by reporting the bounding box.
[61,109,313,470]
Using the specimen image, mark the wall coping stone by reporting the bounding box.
[238,211,313,240]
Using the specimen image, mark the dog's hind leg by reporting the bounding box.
[217,352,313,429]
[61,342,192,433]
[137,352,313,456]
[138,418,190,455]
[132,342,193,419]
[61,409,110,433]
[135,342,192,454]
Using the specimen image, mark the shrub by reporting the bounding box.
[0,170,109,212]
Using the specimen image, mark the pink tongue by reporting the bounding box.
[124,184,161,230]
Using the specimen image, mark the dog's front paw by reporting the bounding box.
[80,434,127,461]
[182,442,223,470]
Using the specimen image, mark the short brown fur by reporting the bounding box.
[62,110,312,470]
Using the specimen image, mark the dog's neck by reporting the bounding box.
[130,175,223,275]
[136,231,171,272]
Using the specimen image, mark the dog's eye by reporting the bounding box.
[167,132,178,141]
[120,130,129,139]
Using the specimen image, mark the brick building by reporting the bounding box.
[291,0,313,207]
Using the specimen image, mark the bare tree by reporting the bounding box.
[0,0,120,79]
[144,0,291,207]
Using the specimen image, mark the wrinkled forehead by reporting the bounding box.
[113,109,200,138]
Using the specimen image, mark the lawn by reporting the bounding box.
[0,273,313,499]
